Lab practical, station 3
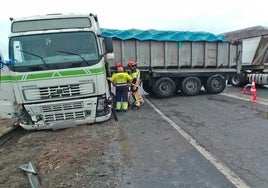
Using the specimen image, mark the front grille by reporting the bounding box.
[40,101,91,122]
[44,111,86,122]
[41,102,83,112]
[23,82,95,101]
[40,84,80,99]
[24,98,94,123]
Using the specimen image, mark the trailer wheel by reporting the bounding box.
[142,80,153,94]
[205,75,226,94]
[181,77,202,96]
[152,77,176,98]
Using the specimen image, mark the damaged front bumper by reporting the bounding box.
[19,112,111,131]
[19,96,112,130]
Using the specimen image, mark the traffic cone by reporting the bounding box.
[251,93,258,103]
[250,78,256,95]
[241,86,247,94]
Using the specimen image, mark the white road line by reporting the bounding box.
[220,93,268,106]
[145,98,250,188]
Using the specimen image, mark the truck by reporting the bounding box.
[225,26,268,87]
[0,13,115,130]
[101,28,240,98]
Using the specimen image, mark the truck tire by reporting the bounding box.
[152,77,176,98]
[205,75,226,94]
[142,80,153,95]
[230,74,248,87]
[181,77,202,96]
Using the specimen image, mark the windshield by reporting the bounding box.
[8,32,100,72]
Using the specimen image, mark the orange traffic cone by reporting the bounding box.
[251,93,258,103]
[241,86,247,94]
[250,78,256,95]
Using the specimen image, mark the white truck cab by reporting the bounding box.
[0,13,114,130]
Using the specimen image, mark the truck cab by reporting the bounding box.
[1,13,114,130]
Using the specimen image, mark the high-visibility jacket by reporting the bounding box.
[110,72,132,86]
[130,68,141,87]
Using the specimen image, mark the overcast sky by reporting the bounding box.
[1,0,267,59]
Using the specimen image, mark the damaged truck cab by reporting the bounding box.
[0,13,114,130]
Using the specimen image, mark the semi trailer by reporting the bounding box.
[229,35,268,87]
[225,26,268,87]
[102,29,240,98]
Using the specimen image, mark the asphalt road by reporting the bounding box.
[118,85,268,187]
[1,85,267,187]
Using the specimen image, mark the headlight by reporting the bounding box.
[97,97,105,111]
[96,94,111,116]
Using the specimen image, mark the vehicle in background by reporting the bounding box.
[102,29,240,98]
[225,26,268,87]
[0,13,114,130]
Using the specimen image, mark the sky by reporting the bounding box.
[0,0,267,59]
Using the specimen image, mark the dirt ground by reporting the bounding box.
[0,118,131,188]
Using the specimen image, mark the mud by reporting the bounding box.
[0,119,129,188]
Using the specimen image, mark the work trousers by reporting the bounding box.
[130,85,144,107]
[115,85,129,110]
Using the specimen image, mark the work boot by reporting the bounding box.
[115,102,122,111]
[122,102,128,111]
[131,103,140,110]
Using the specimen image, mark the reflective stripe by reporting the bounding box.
[122,102,128,110]
[116,83,128,87]
[116,102,122,110]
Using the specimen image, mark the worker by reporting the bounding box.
[115,62,123,69]
[110,66,132,111]
[108,62,124,91]
[127,60,145,109]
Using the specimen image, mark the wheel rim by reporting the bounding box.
[211,78,221,89]
[205,75,226,94]
[181,77,202,96]
[152,77,176,98]
[185,80,196,91]
[159,82,171,94]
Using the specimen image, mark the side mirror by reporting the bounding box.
[0,59,4,69]
[104,37,113,53]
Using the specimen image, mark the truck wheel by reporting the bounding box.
[230,74,248,87]
[205,75,226,94]
[152,77,176,98]
[181,77,202,96]
[142,80,153,94]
